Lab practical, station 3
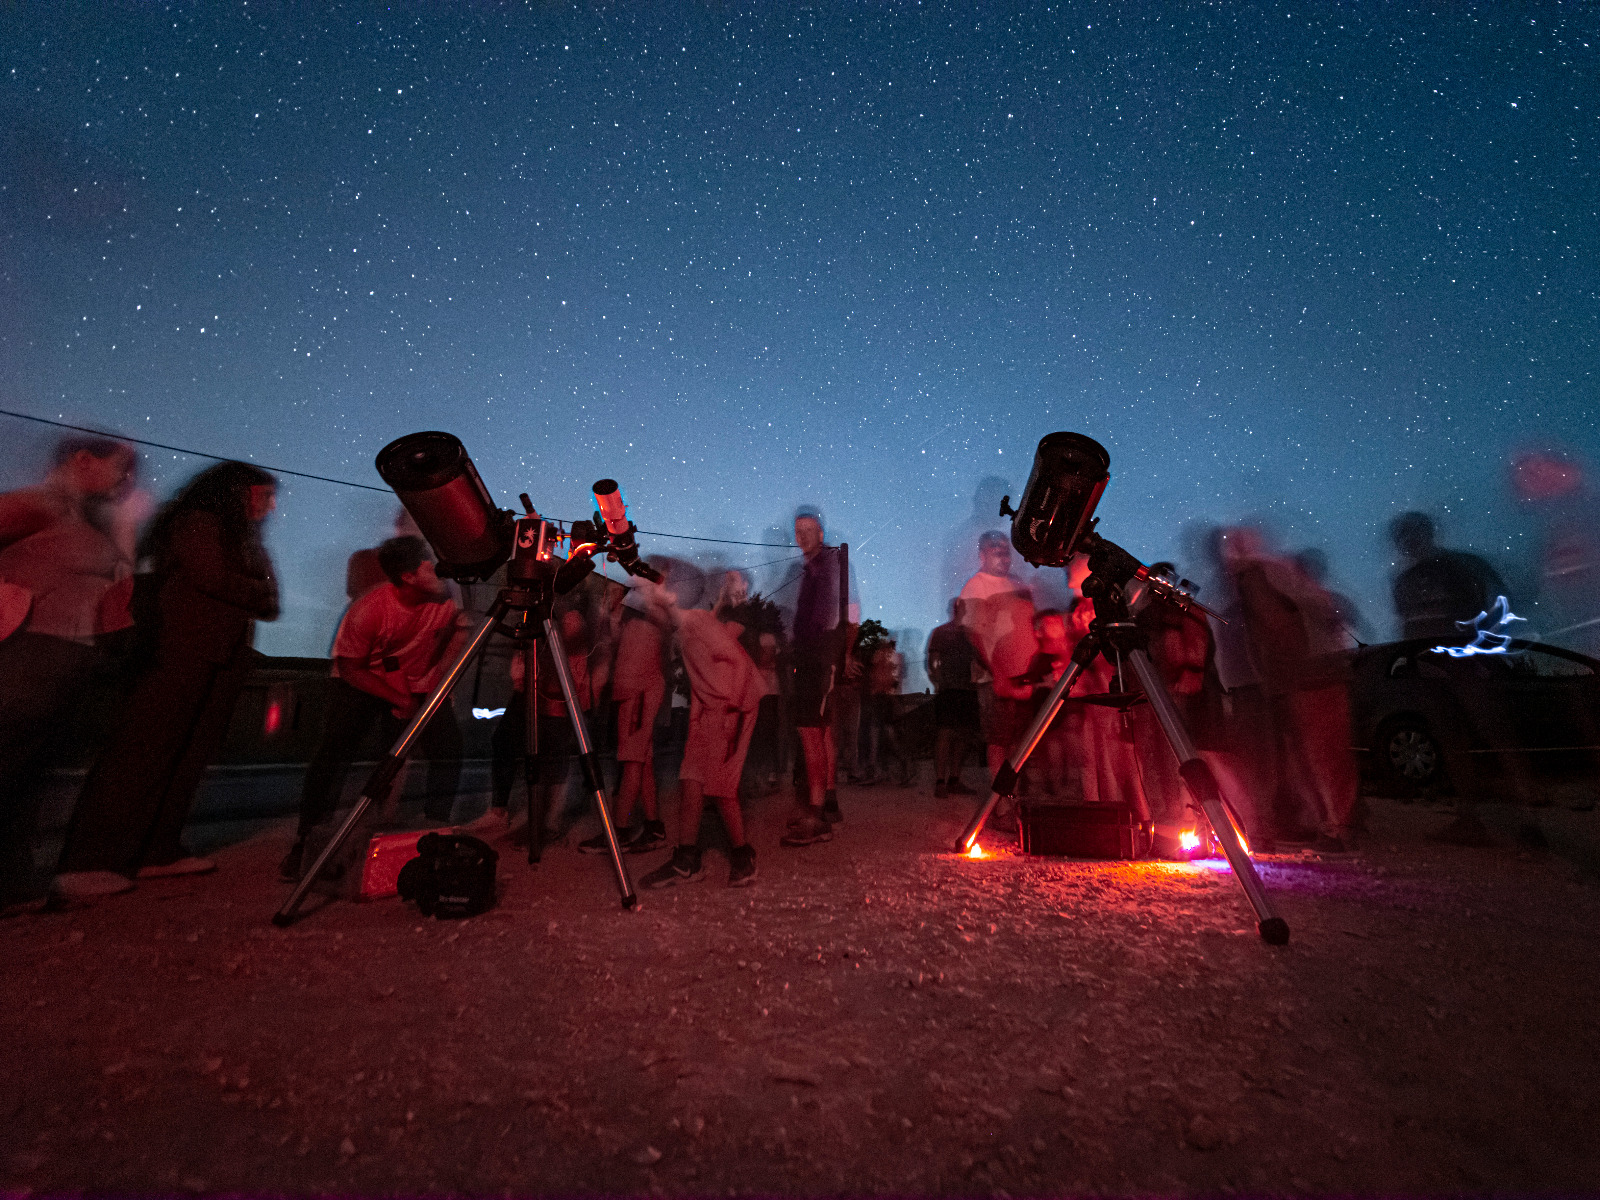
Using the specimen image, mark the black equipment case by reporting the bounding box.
[1017,801,1153,859]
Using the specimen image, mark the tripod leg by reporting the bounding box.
[272,598,509,927]
[542,617,638,909]
[954,650,1092,854]
[1124,649,1289,946]
[522,641,541,865]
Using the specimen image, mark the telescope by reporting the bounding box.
[275,431,659,927]
[375,431,661,584]
[965,431,1288,945]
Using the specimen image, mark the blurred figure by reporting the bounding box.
[1130,564,1216,851]
[1511,448,1600,655]
[279,535,463,880]
[55,462,278,900]
[984,588,1040,820]
[925,599,979,797]
[711,568,750,619]
[959,530,1029,791]
[573,566,672,856]
[1293,548,1374,647]
[859,627,907,786]
[781,511,854,847]
[1222,526,1357,851]
[639,569,763,888]
[491,603,589,859]
[345,506,424,604]
[1390,512,1507,641]
[1062,596,1145,812]
[1019,607,1077,803]
[0,435,136,908]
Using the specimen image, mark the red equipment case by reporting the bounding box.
[360,828,453,900]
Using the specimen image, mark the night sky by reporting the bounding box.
[2,3,1596,660]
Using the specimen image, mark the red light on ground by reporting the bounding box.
[263,700,282,736]
[966,843,987,860]
[1178,830,1201,852]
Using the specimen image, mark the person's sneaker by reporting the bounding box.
[934,780,949,798]
[625,819,669,854]
[640,845,704,889]
[727,844,757,887]
[278,839,305,881]
[137,856,216,879]
[822,789,842,825]
[780,811,833,847]
[51,871,135,901]
[578,830,623,854]
[946,779,977,797]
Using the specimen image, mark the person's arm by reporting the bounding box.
[335,654,416,715]
[168,512,276,615]
[0,491,56,551]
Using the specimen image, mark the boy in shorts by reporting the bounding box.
[638,574,763,888]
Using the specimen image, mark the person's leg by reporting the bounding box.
[677,779,706,847]
[138,656,252,869]
[417,698,463,824]
[297,682,385,833]
[58,653,218,878]
[712,794,746,847]
[3,636,101,901]
[490,692,525,812]
[798,727,829,809]
[934,724,954,787]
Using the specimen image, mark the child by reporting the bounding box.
[578,570,671,854]
[638,574,764,888]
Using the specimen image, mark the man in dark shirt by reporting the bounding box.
[924,599,979,797]
[781,512,853,846]
[1390,512,1507,641]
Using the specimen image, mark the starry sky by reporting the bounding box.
[2,2,1596,660]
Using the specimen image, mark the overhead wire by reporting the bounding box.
[0,407,797,550]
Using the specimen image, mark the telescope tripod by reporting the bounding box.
[274,549,638,926]
[954,537,1289,945]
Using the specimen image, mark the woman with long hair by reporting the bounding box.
[52,461,279,899]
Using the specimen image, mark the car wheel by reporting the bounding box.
[1378,717,1440,788]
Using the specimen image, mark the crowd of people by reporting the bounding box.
[0,431,1592,913]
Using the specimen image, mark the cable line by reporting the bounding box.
[1,407,800,549]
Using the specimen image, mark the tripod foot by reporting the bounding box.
[1258,917,1290,946]
[621,893,639,911]
[270,912,295,929]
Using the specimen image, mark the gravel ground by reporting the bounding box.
[4,783,1600,1196]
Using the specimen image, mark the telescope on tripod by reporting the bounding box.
[273,432,659,926]
[955,432,1290,946]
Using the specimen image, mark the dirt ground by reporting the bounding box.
[4,782,1600,1197]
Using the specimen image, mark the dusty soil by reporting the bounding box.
[4,784,1600,1196]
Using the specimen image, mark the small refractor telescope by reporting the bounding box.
[964,432,1290,945]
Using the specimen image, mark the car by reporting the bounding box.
[1348,638,1600,796]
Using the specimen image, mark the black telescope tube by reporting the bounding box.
[376,432,513,582]
[1009,432,1111,568]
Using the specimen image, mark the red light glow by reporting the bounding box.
[263,700,282,736]
[1178,830,1201,853]
[966,843,987,859]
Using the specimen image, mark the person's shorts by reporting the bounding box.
[679,700,758,798]
[934,688,980,731]
[985,695,1037,750]
[791,646,836,729]
[613,679,664,764]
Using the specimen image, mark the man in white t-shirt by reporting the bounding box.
[280,536,466,880]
